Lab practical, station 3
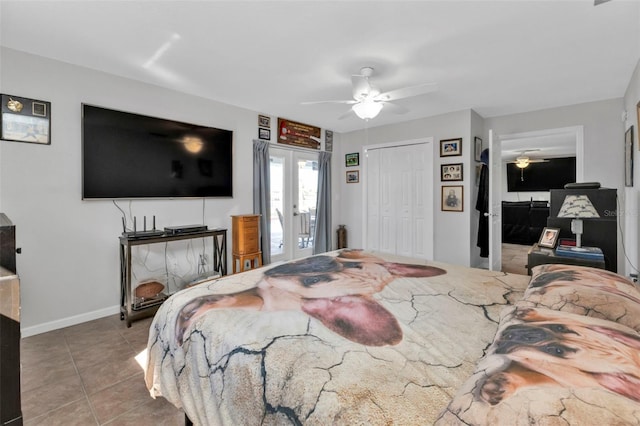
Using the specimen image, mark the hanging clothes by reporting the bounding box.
[476,149,490,258]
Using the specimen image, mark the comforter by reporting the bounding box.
[145,250,529,425]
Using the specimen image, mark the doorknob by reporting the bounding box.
[293,212,299,216]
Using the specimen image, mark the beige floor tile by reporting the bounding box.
[88,375,155,424]
[103,397,184,426]
[78,356,143,396]
[23,398,97,426]
[21,373,85,420]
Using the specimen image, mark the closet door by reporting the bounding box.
[365,142,433,259]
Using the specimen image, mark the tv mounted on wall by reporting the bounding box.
[82,104,233,199]
[507,157,576,192]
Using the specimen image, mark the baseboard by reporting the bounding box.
[21,305,120,338]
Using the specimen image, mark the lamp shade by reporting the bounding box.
[353,100,383,120]
[557,195,600,218]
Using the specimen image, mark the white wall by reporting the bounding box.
[623,58,640,277]
[0,48,261,334]
[338,109,475,266]
[485,98,626,272]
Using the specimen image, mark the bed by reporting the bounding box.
[145,250,640,425]
[145,249,528,424]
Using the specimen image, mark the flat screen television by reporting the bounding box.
[82,104,233,199]
[507,157,576,192]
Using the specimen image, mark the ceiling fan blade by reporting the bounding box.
[594,0,611,5]
[337,108,355,120]
[382,102,409,115]
[351,74,372,100]
[375,82,438,102]
[301,100,356,105]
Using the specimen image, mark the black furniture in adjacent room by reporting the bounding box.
[546,187,617,272]
[502,200,550,245]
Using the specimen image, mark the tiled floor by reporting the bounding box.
[20,314,184,425]
[502,242,530,275]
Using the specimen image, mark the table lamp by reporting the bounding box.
[557,194,599,248]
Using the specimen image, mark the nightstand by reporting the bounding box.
[526,243,606,275]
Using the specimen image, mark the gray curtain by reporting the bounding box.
[313,151,332,254]
[253,139,271,264]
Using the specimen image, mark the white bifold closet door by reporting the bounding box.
[365,141,433,260]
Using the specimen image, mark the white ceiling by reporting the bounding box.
[1,1,639,133]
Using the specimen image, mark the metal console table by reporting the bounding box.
[119,229,227,327]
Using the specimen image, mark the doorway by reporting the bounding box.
[269,147,318,263]
[488,126,584,272]
[363,139,434,259]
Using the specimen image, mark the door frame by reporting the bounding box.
[362,137,435,259]
[269,146,318,263]
[488,125,584,271]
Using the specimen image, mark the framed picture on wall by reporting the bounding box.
[440,138,462,157]
[0,94,51,145]
[625,125,633,187]
[474,136,483,162]
[346,170,359,183]
[440,163,463,181]
[345,152,359,167]
[259,127,271,140]
[441,185,463,212]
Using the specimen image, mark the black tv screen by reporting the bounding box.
[82,104,233,199]
[507,157,576,192]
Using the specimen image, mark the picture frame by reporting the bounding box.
[474,136,483,162]
[259,127,271,140]
[625,125,633,187]
[441,185,463,212]
[0,94,51,145]
[345,152,359,167]
[346,170,359,183]
[440,163,463,181]
[325,130,333,152]
[538,227,561,248]
[258,114,270,128]
[440,138,462,157]
[637,101,640,150]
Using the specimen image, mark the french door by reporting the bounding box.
[269,147,318,263]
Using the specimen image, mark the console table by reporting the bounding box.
[119,229,227,327]
[527,243,606,275]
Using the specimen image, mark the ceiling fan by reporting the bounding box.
[507,150,548,169]
[302,66,438,120]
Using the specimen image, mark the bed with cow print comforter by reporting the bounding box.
[144,250,529,425]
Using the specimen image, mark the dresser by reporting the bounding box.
[0,214,21,425]
[231,215,262,273]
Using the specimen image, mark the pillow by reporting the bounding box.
[436,306,640,425]
[522,264,640,332]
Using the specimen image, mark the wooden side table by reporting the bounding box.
[527,243,606,275]
[232,214,262,273]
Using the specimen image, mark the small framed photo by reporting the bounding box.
[440,138,462,157]
[441,163,463,181]
[345,152,359,167]
[441,185,463,212]
[538,227,560,248]
[258,114,270,128]
[346,170,359,183]
[325,130,333,152]
[259,127,271,140]
[474,136,483,162]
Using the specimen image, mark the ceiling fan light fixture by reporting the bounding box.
[515,156,530,168]
[353,100,383,120]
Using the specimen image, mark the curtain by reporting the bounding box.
[313,151,332,254]
[253,139,271,264]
